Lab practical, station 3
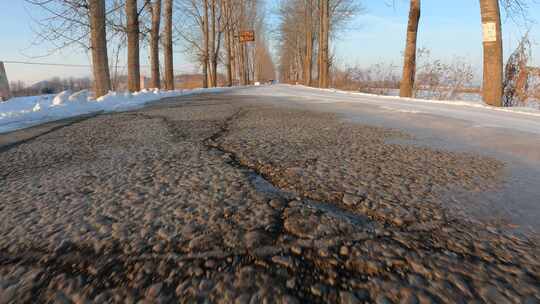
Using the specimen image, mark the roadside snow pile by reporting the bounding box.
[297,85,540,117]
[0,87,227,133]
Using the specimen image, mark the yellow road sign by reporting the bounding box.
[239,31,255,43]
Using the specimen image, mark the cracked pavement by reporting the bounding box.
[0,90,539,303]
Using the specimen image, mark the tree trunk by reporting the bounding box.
[318,0,323,86]
[244,44,250,85]
[238,2,249,85]
[304,0,313,86]
[212,32,222,87]
[225,24,233,86]
[209,0,217,87]
[222,0,233,87]
[148,0,161,89]
[399,0,420,98]
[203,0,210,88]
[126,0,140,92]
[479,0,503,107]
[318,0,329,88]
[163,0,174,90]
[239,42,246,85]
[234,39,240,84]
[89,0,111,98]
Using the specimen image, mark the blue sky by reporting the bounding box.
[1,0,539,84]
[333,0,540,73]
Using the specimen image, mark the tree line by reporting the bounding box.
[27,0,275,98]
[26,0,535,106]
[276,0,360,88]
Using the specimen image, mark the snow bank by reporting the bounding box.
[0,87,229,134]
[290,85,540,118]
[230,84,540,135]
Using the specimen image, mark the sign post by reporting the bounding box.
[0,62,10,101]
[237,31,255,85]
[239,31,255,43]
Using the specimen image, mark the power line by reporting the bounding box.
[2,60,91,68]
[1,60,190,73]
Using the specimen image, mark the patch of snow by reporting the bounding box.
[32,101,41,112]
[0,87,231,134]
[294,85,540,118]
[52,90,72,106]
[233,84,540,136]
[69,89,91,102]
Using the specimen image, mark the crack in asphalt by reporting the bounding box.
[3,98,539,303]
[201,108,374,230]
[0,114,360,301]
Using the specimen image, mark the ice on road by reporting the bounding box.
[234,85,540,236]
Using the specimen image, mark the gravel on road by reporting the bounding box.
[0,93,538,303]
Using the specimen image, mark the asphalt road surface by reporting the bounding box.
[1,85,539,303]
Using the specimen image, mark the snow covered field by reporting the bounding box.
[304,85,540,116]
[0,87,228,133]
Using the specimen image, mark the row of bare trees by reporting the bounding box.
[277,0,360,88]
[27,0,172,97]
[177,0,274,88]
[28,0,275,97]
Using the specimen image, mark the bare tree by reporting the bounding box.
[176,0,266,87]
[147,0,162,89]
[318,0,330,88]
[222,0,235,86]
[277,0,361,86]
[253,10,276,82]
[203,0,210,88]
[26,0,114,97]
[208,0,223,87]
[90,0,112,97]
[503,33,531,106]
[175,0,208,87]
[303,0,314,86]
[277,0,309,84]
[479,0,503,106]
[126,0,141,92]
[163,0,175,90]
[415,48,475,100]
[399,0,420,98]
[237,1,249,85]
